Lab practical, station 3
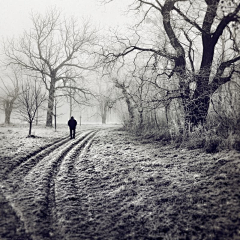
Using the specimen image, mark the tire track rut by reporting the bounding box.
[54,131,98,239]
[1,129,99,240]
[4,131,91,189]
[2,134,70,180]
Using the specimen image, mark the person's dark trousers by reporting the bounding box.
[70,128,76,139]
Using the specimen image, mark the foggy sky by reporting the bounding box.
[0,0,130,38]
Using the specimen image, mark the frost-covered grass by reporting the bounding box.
[0,124,240,239]
[0,124,65,163]
[83,129,240,239]
[0,123,106,161]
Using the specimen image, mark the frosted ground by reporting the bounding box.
[0,124,239,240]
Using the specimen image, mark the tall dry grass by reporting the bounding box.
[122,111,240,153]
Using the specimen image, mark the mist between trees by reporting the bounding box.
[0,1,240,152]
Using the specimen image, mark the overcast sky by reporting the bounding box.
[0,0,130,38]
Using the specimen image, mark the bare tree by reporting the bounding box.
[102,0,240,127]
[17,78,46,136]
[91,78,118,124]
[3,8,98,127]
[98,94,115,124]
[0,69,20,124]
[113,78,135,127]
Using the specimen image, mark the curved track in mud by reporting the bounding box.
[1,129,98,240]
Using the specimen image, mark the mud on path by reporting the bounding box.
[0,127,240,240]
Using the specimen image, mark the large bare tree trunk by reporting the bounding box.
[4,104,12,124]
[115,81,134,127]
[46,78,56,127]
[124,93,134,127]
[184,1,221,127]
[185,94,210,127]
[102,107,107,124]
[5,109,11,124]
[4,101,14,124]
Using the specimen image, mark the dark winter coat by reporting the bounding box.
[68,117,77,129]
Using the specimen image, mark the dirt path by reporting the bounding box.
[0,127,240,240]
[1,129,99,240]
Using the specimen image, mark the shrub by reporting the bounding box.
[180,125,206,150]
[233,140,240,151]
[204,136,223,153]
[226,131,240,151]
[123,114,240,153]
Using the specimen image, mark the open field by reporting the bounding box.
[0,124,240,239]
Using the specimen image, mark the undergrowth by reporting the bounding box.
[122,120,240,153]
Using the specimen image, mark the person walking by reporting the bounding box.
[68,116,77,139]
